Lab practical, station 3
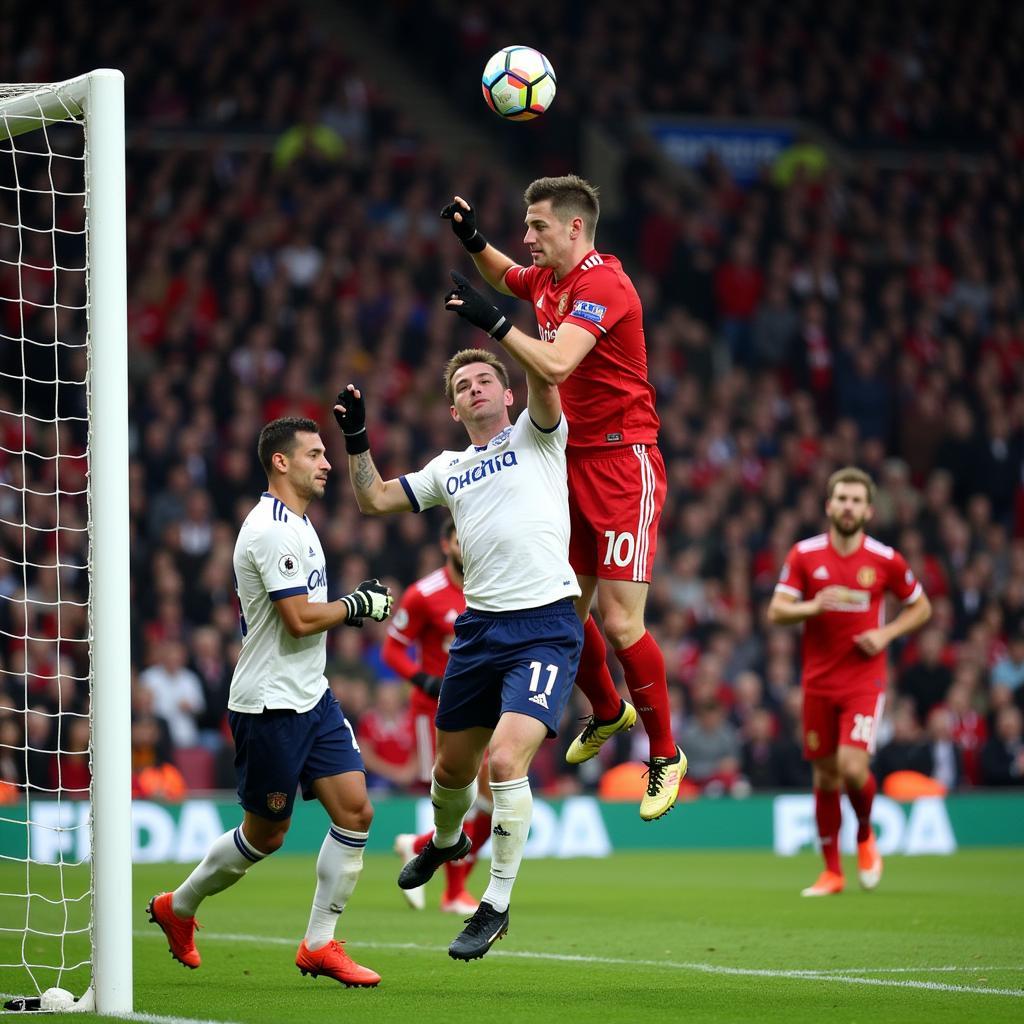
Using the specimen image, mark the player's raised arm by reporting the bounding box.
[441,196,517,295]
[443,271,593,385]
[334,385,413,516]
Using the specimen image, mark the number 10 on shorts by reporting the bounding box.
[603,530,636,567]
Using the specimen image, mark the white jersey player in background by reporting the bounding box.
[334,345,584,961]
[148,416,393,987]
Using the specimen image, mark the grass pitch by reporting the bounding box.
[2,849,1022,1023]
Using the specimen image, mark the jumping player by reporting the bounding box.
[767,467,931,896]
[382,520,493,915]
[441,175,685,819]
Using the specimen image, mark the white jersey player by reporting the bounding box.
[149,416,393,988]
[334,345,583,962]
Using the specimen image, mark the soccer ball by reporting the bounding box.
[481,46,556,121]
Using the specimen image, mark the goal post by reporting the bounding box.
[0,69,131,1014]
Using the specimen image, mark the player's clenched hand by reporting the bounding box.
[444,270,512,340]
[440,196,486,253]
[411,671,443,699]
[341,579,393,625]
[333,385,370,454]
[853,628,888,656]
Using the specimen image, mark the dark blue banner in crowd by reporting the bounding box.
[646,118,796,184]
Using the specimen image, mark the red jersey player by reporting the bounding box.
[441,175,685,820]
[380,520,493,914]
[768,467,931,896]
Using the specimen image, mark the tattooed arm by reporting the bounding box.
[334,386,413,516]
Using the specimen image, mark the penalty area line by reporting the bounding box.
[135,930,1024,999]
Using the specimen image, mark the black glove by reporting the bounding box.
[440,199,487,254]
[411,671,443,699]
[333,387,369,455]
[444,271,512,340]
[340,579,392,624]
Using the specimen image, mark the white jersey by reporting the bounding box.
[400,411,581,612]
[229,492,330,713]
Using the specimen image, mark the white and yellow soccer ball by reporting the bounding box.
[481,46,556,121]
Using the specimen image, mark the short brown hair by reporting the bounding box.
[523,174,600,240]
[827,466,875,503]
[442,348,510,404]
[257,416,319,476]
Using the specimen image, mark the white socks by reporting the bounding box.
[304,824,369,951]
[481,776,532,913]
[172,826,264,918]
[431,774,477,848]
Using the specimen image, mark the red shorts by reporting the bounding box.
[802,689,886,760]
[408,691,439,784]
[567,444,667,582]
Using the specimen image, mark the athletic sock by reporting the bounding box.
[814,788,842,874]
[481,777,532,913]
[615,631,676,758]
[304,825,368,951]
[573,615,624,721]
[847,773,877,843]
[172,825,265,917]
[430,774,477,848]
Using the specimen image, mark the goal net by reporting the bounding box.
[0,71,131,1015]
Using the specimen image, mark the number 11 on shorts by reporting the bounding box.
[528,661,558,696]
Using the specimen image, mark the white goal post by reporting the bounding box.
[0,70,131,1014]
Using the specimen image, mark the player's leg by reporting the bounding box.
[571,574,629,722]
[449,602,581,960]
[801,693,844,896]
[148,706,301,968]
[441,757,493,914]
[838,691,886,890]
[295,692,379,986]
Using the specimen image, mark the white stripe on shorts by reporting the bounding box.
[631,445,656,582]
[868,693,886,755]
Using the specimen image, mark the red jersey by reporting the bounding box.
[775,533,923,697]
[504,251,659,450]
[382,566,464,718]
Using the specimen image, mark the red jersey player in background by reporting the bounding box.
[768,467,931,896]
[380,519,492,914]
[441,175,685,821]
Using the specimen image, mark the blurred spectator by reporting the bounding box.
[139,640,206,749]
[355,683,417,792]
[874,701,931,783]
[678,699,742,795]
[980,707,1024,787]
[898,628,954,724]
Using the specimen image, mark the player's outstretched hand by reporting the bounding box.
[440,196,486,252]
[444,271,512,340]
[341,578,393,625]
[411,671,443,699]
[334,385,370,454]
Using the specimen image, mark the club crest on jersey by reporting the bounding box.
[857,566,877,587]
[571,299,606,324]
[557,293,569,316]
[266,792,287,813]
[278,554,299,578]
[807,731,819,751]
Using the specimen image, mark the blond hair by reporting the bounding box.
[827,466,876,503]
[523,174,600,240]
[443,348,510,404]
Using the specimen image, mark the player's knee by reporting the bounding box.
[349,799,374,833]
[253,824,289,855]
[487,744,528,783]
[601,609,644,650]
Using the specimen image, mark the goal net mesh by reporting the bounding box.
[0,80,94,1002]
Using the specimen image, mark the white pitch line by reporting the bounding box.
[135,930,1024,999]
[0,990,241,1024]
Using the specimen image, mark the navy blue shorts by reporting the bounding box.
[435,599,583,738]
[228,689,364,821]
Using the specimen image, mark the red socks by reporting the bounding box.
[615,631,676,759]
[847,773,876,843]
[573,616,623,721]
[814,788,842,874]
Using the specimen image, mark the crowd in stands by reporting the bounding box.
[1,0,1023,806]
